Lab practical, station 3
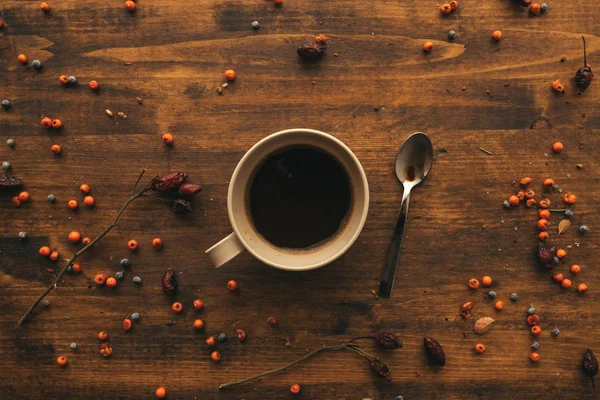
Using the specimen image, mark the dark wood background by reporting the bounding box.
[1,0,599,399]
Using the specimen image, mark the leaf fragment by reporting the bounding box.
[474,317,495,335]
[558,219,571,235]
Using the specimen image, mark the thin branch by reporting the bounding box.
[18,170,149,326]
[479,147,494,155]
[130,169,146,195]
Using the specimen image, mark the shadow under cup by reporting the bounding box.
[228,129,369,271]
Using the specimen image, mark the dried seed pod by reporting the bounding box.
[178,183,203,197]
[474,317,495,335]
[172,198,192,213]
[575,37,594,93]
[375,332,403,349]
[537,242,555,269]
[424,337,446,366]
[161,268,177,295]
[151,172,187,191]
[297,42,327,59]
[582,349,599,377]
[0,175,24,189]
[369,359,392,382]
[460,301,474,319]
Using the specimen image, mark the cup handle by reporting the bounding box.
[205,232,245,268]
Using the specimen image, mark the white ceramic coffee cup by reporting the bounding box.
[205,128,369,271]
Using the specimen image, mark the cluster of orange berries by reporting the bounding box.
[39,245,59,261]
[125,237,163,251]
[11,191,30,208]
[552,266,588,294]
[439,0,459,15]
[468,275,506,311]
[527,312,542,363]
[66,183,96,210]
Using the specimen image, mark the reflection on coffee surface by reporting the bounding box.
[247,146,352,249]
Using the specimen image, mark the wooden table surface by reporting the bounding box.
[1,1,599,399]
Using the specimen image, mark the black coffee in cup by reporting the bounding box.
[247,146,352,249]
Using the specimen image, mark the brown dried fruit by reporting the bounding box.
[474,317,495,335]
[172,198,192,213]
[537,242,555,269]
[161,268,177,296]
[583,349,599,377]
[297,42,327,59]
[178,183,203,197]
[151,172,187,191]
[99,342,112,357]
[0,175,24,189]
[375,332,403,349]
[424,337,446,366]
[369,359,392,382]
[575,37,593,93]
[460,301,474,319]
[558,219,571,235]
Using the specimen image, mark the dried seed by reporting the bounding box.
[117,111,127,119]
[424,337,446,366]
[369,359,392,382]
[161,269,178,295]
[577,164,584,169]
[474,317,495,335]
[136,96,143,104]
[375,332,403,349]
[105,109,113,117]
[558,219,571,235]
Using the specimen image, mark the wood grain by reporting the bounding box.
[1,0,599,399]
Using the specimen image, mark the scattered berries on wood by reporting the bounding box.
[531,326,542,335]
[49,251,59,261]
[423,41,433,52]
[127,239,138,250]
[89,80,99,91]
[475,343,486,353]
[528,3,541,15]
[152,237,163,250]
[552,272,564,283]
[106,277,117,288]
[537,219,549,230]
[267,316,277,325]
[56,356,67,366]
[98,331,108,341]
[562,193,576,204]
[41,117,52,128]
[59,75,69,85]
[224,69,236,81]
[578,283,588,293]
[561,278,572,289]
[495,301,504,311]
[440,4,452,14]
[492,31,502,41]
[193,299,204,310]
[51,144,61,154]
[520,177,532,187]
[227,280,237,291]
[468,278,480,289]
[18,54,27,64]
[211,351,221,361]
[552,79,565,93]
[530,352,540,363]
[508,195,519,206]
[39,246,51,256]
[155,387,166,399]
[171,302,183,313]
[51,119,62,129]
[236,329,247,342]
[482,276,492,287]
[122,318,132,330]
[556,249,567,259]
[290,383,301,395]
[162,133,173,144]
[40,2,50,12]
[206,336,216,347]
[68,199,78,209]
[125,1,136,11]
[94,274,106,285]
[193,319,204,330]
[552,142,564,153]
[68,231,81,242]
[539,198,551,209]
[80,184,90,193]
[83,196,95,206]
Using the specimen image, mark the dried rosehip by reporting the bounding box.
[0,175,24,189]
[151,172,187,191]
[537,242,555,269]
[575,36,593,93]
[375,332,403,349]
[297,42,327,59]
[178,183,202,197]
[161,268,177,295]
[172,198,192,213]
[236,329,247,342]
[424,337,446,366]
[369,359,392,382]
[582,349,599,377]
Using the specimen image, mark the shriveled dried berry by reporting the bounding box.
[161,268,177,295]
[369,359,392,382]
[172,198,192,213]
[0,175,24,189]
[536,242,555,269]
[151,172,187,191]
[178,183,203,197]
[297,42,327,59]
[460,301,474,319]
[575,37,593,93]
[582,349,599,377]
[376,332,403,349]
[424,337,446,366]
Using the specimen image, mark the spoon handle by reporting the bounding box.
[379,193,410,298]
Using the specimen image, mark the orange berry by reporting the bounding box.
[171,302,183,313]
[528,3,541,15]
[17,54,27,64]
[122,318,132,330]
[56,356,68,366]
[531,325,542,335]
[94,274,106,285]
[72,262,82,273]
[423,41,433,52]
[89,80,99,91]
[40,2,50,12]
[527,314,540,326]
[39,246,51,256]
[79,184,90,194]
[556,249,567,259]
[162,133,173,144]
[530,352,540,363]
[97,331,108,341]
[578,283,588,293]
[51,119,62,129]
[552,141,564,153]
[520,177,532,187]
[468,278,480,289]
[561,278,572,289]
[227,280,237,291]
[475,343,486,354]
[125,0,136,11]
[525,189,535,199]
[49,251,59,261]
[41,117,53,128]
[206,336,216,347]
[508,195,520,206]
[18,191,30,202]
[193,299,204,310]
[193,319,204,330]
[82,237,91,245]
[83,196,95,206]
[266,316,277,325]
[449,0,459,10]
[539,209,550,219]
[274,0,283,4]
[59,75,69,85]
[552,272,564,283]
[539,198,551,209]
[494,301,504,311]
[440,3,452,14]
[492,31,503,41]
[68,231,81,243]
[543,178,555,188]
[526,198,536,208]
[152,237,163,250]
[127,239,138,250]
[11,196,21,207]
[68,200,78,209]
[537,219,549,230]
[516,190,526,201]
[106,277,117,288]
[224,69,236,81]
[211,350,220,361]
[236,328,247,342]
[155,387,166,399]
[51,144,61,154]
[482,276,492,287]
[290,383,301,395]
[538,231,549,241]
[562,193,576,205]
[571,264,581,274]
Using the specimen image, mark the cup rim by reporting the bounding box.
[227,128,369,271]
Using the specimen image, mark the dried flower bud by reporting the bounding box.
[178,183,202,197]
[99,342,112,357]
[151,172,187,191]
[375,332,403,349]
[537,242,555,269]
[297,42,327,59]
[161,268,177,295]
[0,175,24,189]
[369,359,392,382]
[582,349,599,378]
[575,37,594,93]
[424,337,446,366]
[172,198,192,213]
